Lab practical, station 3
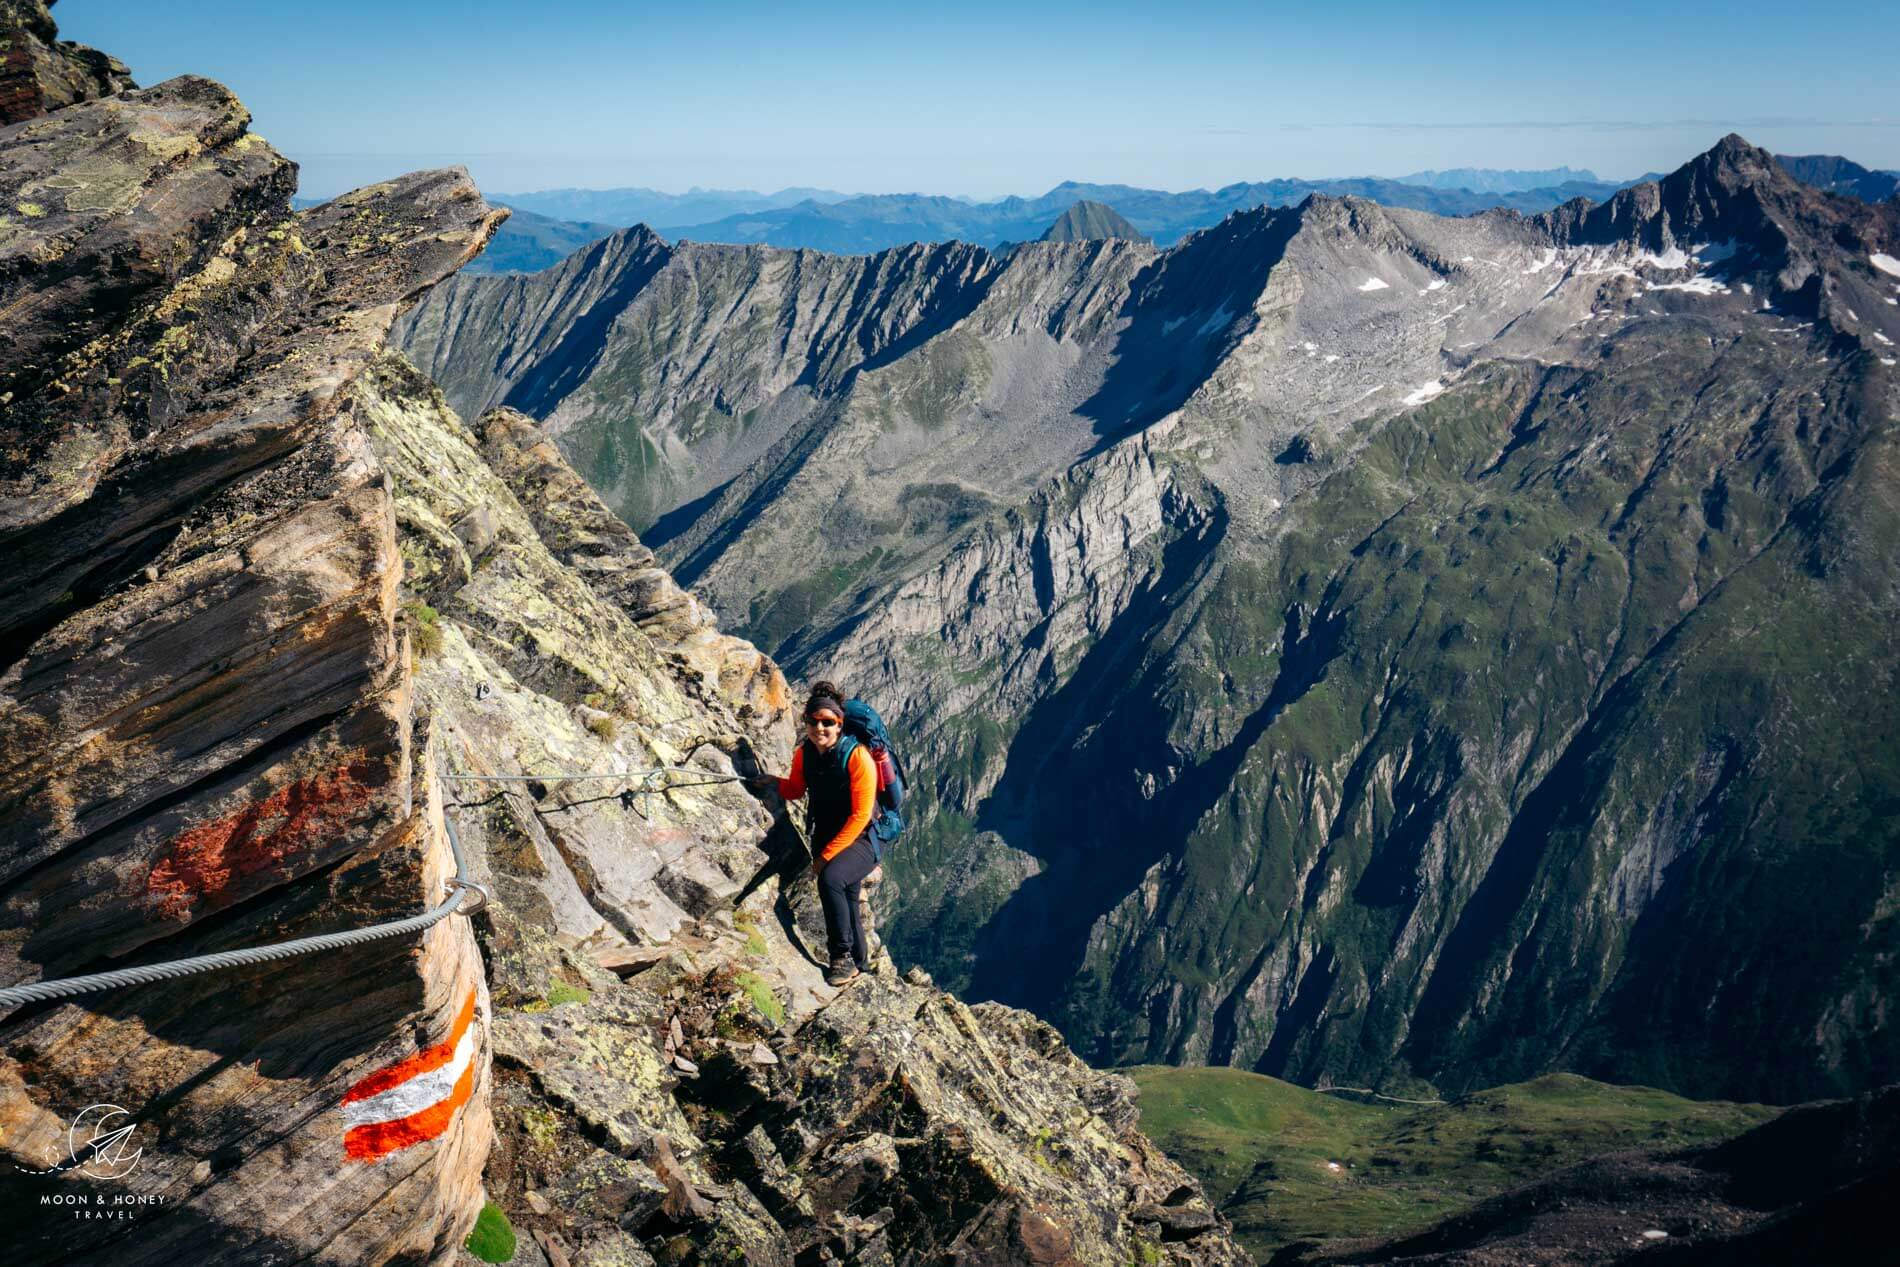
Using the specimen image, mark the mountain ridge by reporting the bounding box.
[1399,164,1601,193]
[398,131,1900,1108]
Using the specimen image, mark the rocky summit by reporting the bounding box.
[399,130,1900,1111]
[0,5,1248,1265]
[1041,201,1150,244]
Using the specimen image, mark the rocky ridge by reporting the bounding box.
[354,350,1248,1266]
[0,8,1249,1264]
[400,132,1900,1107]
[0,36,504,1261]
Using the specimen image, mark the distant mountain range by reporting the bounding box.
[1774,153,1900,202]
[466,204,623,273]
[1397,164,1603,193]
[460,154,1900,274]
[487,184,851,226]
[650,175,1635,253]
[460,172,1631,272]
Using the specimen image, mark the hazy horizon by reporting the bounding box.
[62,0,1900,203]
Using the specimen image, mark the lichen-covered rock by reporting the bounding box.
[478,406,791,754]
[352,354,796,956]
[726,974,1251,1266]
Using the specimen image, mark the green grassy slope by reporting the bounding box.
[1129,1066,1778,1261]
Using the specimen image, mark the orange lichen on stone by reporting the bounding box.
[145,759,378,922]
[756,661,789,712]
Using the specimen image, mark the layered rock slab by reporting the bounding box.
[0,13,506,1258]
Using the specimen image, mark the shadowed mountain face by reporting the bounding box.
[1775,153,1900,203]
[398,134,1900,1106]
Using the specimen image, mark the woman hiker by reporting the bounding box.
[748,681,880,986]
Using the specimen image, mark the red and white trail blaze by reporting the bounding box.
[341,989,481,1162]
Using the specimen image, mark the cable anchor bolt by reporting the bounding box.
[447,877,492,916]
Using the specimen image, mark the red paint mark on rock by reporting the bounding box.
[146,760,379,922]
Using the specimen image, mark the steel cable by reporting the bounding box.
[0,762,741,1009]
[0,818,484,1010]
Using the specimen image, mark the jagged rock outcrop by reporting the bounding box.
[402,130,1900,1107]
[0,0,132,125]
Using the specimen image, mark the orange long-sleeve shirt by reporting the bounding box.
[777,743,877,864]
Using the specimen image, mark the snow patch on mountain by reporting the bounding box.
[1648,277,1731,296]
[1640,246,1693,270]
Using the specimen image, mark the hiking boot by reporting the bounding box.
[825,956,860,987]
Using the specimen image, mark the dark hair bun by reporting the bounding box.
[808,679,843,702]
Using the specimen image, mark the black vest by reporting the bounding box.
[803,735,860,848]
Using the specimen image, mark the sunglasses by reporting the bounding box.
[805,715,841,729]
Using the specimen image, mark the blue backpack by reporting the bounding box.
[841,698,906,857]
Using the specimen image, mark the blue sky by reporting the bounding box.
[62,0,1900,200]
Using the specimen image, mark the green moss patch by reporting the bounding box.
[401,600,443,657]
[465,1200,516,1262]
[546,981,590,1007]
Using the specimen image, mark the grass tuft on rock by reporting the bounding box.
[400,600,443,657]
[736,971,784,1027]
